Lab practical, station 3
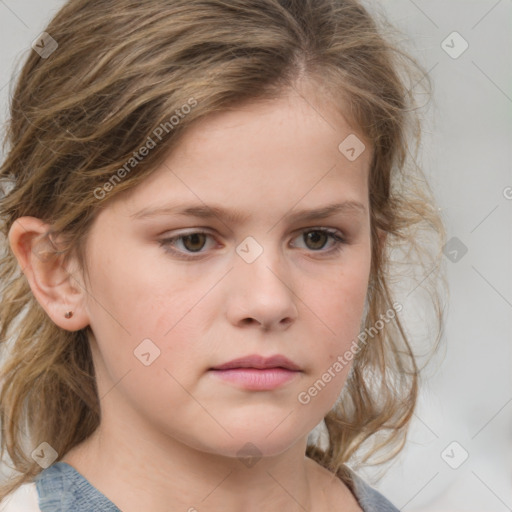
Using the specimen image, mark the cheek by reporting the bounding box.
[84,254,214,397]
[307,264,369,348]
[296,263,368,409]
[85,235,193,334]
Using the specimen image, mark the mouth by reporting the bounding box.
[210,354,301,371]
[209,354,302,391]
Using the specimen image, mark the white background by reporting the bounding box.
[0,1,511,511]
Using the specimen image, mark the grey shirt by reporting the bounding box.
[34,461,400,511]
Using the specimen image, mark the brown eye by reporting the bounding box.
[159,227,346,261]
[291,228,346,257]
[303,230,329,250]
[159,231,215,259]
[180,233,207,252]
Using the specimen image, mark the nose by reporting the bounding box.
[225,239,299,331]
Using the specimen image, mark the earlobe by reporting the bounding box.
[8,216,90,332]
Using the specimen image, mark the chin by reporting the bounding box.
[188,416,314,461]
[199,435,301,462]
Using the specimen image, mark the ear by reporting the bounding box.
[8,216,90,331]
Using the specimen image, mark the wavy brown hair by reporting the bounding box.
[0,0,447,499]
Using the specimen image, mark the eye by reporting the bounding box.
[291,228,346,255]
[158,228,346,260]
[159,231,213,259]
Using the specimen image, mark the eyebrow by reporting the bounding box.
[131,200,367,225]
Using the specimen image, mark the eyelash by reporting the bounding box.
[158,228,346,261]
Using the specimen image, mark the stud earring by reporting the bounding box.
[64,311,73,319]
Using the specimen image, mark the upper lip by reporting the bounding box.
[210,354,301,371]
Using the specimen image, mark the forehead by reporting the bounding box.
[107,91,372,223]
[177,90,366,156]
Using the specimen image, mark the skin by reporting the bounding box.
[9,87,375,511]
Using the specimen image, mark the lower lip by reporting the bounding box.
[209,368,300,390]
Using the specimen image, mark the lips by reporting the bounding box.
[210,354,301,371]
[209,354,302,390]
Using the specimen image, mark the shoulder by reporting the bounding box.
[33,461,121,511]
[0,482,41,512]
[340,465,400,512]
[307,457,399,512]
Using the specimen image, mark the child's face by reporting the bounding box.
[80,91,372,458]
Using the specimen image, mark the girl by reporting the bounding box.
[0,0,446,510]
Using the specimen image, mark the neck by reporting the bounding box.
[62,411,330,512]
